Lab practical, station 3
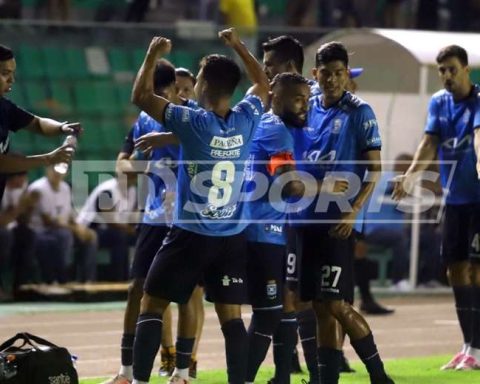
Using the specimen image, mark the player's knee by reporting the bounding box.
[251,309,282,335]
[128,279,144,299]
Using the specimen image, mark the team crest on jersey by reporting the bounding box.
[463,109,471,123]
[266,280,277,300]
[332,119,343,134]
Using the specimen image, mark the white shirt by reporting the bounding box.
[76,178,137,227]
[28,177,72,232]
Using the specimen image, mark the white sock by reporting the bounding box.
[467,346,480,360]
[119,365,133,379]
[132,380,148,384]
[246,382,254,384]
[172,367,189,380]
[462,343,470,354]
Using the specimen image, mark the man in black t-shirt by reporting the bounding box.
[0,44,79,201]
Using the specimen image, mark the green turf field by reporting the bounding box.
[80,355,479,384]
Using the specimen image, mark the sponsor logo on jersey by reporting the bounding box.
[264,224,283,234]
[181,107,190,122]
[210,135,244,149]
[222,275,243,286]
[441,134,473,151]
[48,373,71,384]
[200,203,237,219]
[305,149,337,162]
[363,119,378,131]
[210,149,241,159]
[463,109,471,123]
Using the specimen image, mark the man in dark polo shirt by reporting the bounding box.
[0,44,79,201]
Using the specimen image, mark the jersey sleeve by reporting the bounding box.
[354,104,382,152]
[163,103,207,143]
[474,93,480,130]
[232,94,264,141]
[424,97,441,135]
[3,98,34,132]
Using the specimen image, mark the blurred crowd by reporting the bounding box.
[1,0,480,33]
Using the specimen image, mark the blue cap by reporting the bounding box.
[350,67,363,78]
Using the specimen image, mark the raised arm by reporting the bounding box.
[131,37,173,125]
[218,28,269,107]
[25,117,82,136]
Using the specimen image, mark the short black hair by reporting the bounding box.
[315,41,348,68]
[200,54,241,97]
[262,35,304,73]
[0,45,14,61]
[436,45,469,66]
[271,72,309,90]
[175,67,196,85]
[153,59,176,91]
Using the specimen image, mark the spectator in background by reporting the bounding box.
[363,154,413,292]
[76,173,137,281]
[219,0,258,52]
[125,0,150,22]
[0,171,39,299]
[29,166,97,284]
[0,0,22,19]
[286,0,317,27]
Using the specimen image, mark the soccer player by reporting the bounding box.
[261,35,321,384]
[175,67,196,100]
[393,44,480,371]
[295,41,394,384]
[243,72,310,384]
[129,27,269,384]
[0,44,77,202]
[103,59,202,384]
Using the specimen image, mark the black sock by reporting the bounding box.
[297,309,318,382]
[176,337,195,369]
[246,309,282,382]
[318,347,342,384]
[355,259,374,303]
[221,318,248,384]
[471,286,480,349]
[273,311,297,384]
[132,313,163,382]
[453,286,472,345]
[350,332,386,382]
[121,333,135,366]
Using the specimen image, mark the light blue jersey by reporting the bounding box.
[244,111,296,245]
[292,91,381,224]
[424,85,480,204]
[133,100,197,225]
[163,94,264,236]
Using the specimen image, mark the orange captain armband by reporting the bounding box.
[266,152,295,176]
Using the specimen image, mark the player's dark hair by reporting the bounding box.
[0,45,14,61]
[200,54,241,97]
[153,59,176,91]
[262,35,304,73]
[271,72,309,90]
[315,41,349,68]
[436,45,469,66]
[175,67,196,85]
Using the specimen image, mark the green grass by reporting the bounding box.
[80,355,479,384]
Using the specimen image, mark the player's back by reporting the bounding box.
[163,94,264,236]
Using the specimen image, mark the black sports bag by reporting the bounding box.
[0,332,78,384]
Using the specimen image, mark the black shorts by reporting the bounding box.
[130,224,170,279]
[144,226,248,304]
[297,225,354,303]
[246,241,286,309]
[442,203,480,265]
[285,226,301,292]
